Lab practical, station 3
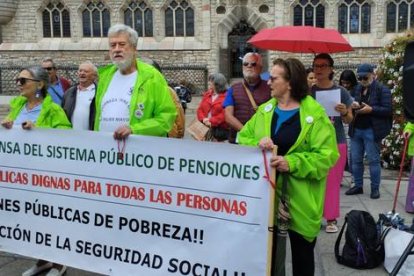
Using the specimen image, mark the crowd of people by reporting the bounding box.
[1,22,411,276]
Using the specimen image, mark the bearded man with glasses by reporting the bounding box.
[345,63,392,199]
[223,52,271,143]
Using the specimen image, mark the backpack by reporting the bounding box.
[334,210,384,269]
[168,87,185,138]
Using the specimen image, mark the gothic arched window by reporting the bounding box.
[293,0,325,28]
[82,1,111,37]
[387,0,414,33]
[124,1,153,37]
[165,0,194,37]
[338,0,371,34]
[42,1,71,37]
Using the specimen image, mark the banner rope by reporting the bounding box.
[117,139,126,160]
[262,149,275,189]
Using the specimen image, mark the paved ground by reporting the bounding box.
[1,97,413,275]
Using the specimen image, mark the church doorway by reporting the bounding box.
[228,19,257,79]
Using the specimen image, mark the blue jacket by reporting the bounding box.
[350,80,392,142]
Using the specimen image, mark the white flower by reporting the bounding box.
[305,116,314,124]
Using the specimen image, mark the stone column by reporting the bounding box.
[0,0,18,43]
[0,0,17,94]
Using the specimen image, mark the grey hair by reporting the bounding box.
[79,61,98,75]
[23,66,49,98]
[41,57,56,67]
[108,24,138,48]
[211,73,228,93]
[242,52,262,67]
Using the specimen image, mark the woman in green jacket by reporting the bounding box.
[404,122,414,212]
[238,58,339,276]
[404,122,414,157]
[1,66,70,276]
[1,66,71,130]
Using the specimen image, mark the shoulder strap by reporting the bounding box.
[49,86,63,101]
[242,83,258,111]
[335,213,348,264]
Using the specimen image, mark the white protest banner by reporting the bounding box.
[0,129,274,276]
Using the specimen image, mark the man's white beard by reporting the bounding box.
[113,57,134,72]
[244,72,259,84]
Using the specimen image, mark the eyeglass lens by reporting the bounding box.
[16,78,39,85]
[243,62,257,67]
[358,76,368,81]
[42,67,54,71]
[313,64,329,69]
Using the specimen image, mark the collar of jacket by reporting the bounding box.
[258,96,326,154]
[98,59,156,93]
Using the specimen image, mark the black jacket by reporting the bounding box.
[349,80,392,142]
[61,83,96,130]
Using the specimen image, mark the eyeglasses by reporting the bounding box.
[42,67,55,71]
[357,76,369,81]
[15,77,40,85]
[313,64,330,69]
[243,62,257,67]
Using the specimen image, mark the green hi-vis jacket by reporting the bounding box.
[6,95,71,129]
[94,59,176,137]
[404,122,414,156]
[238,96,339,241]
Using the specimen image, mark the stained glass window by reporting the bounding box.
[42,1,71,37]
[165,0,194,36]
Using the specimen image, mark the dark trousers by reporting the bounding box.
[288,230,317,276]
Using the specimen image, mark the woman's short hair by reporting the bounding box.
[272,58,309,102]
[339,69,358,88]
[210,73,228,93]
[23,66,49,98]
[306,67,313,75]
[108,24,139,48]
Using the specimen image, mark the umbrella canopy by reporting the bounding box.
[248,26,353,54]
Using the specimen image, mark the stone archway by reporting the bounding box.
[217,6,268,80]
[228,20,256,78]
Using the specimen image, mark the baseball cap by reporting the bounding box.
[357,63,374,77]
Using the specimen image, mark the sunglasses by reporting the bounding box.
[15,77,40,85]
[313,64,330,69]
[42,67,55,71]
[243,62,257,67]
[358,76,369,81]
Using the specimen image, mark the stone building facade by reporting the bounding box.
[0,0,408,91]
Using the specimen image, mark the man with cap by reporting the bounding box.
[345,63,392,199]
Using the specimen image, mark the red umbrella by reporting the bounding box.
[248,26,353,54]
